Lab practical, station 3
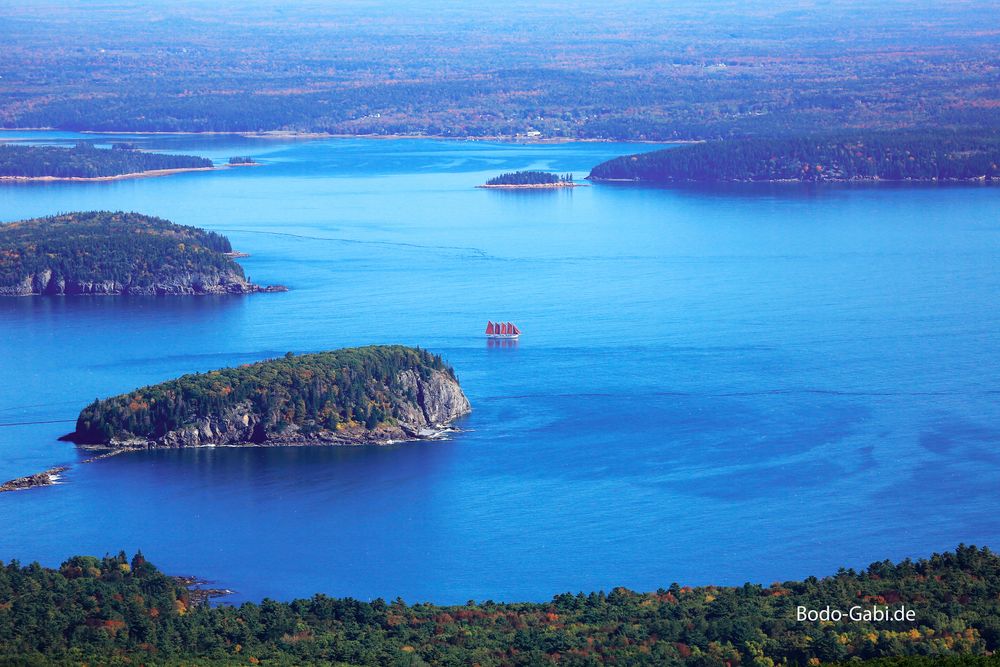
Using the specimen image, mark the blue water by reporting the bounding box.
[1,131,998,604]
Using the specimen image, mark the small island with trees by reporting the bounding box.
[0,142,218,181]
[478,170,582,188]
[0,545,998,665]
[0,211,286,296]
[65,345,471,450]
[588,131,1000,183]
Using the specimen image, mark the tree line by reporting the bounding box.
[588,131,1000,182]
[484,171,573,186]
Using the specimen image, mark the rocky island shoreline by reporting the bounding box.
[0,211,287,296]
[64,346,471,451]
[3,347,468,495]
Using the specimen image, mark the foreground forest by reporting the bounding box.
[0,545,998,665]
[589,132,1000,182]
[1,2,998,140]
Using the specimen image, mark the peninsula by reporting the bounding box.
[0,211,286,296]
[0,142,216,181]
[478,170,582,188]
[65,346,471,450]
[588,132,1000,183]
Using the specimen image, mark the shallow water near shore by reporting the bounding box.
[1,132,999,604]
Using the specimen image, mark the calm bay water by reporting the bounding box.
[1,132,998,604]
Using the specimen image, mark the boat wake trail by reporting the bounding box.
[215,229,495,259]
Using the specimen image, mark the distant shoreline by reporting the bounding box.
[0,162,258,183]
[0,128,696,145]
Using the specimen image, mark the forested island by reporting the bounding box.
[67,346,471,450]
[479,171,580,188]
[0,211,285,296]
[1,546,998,665]
[0,142,214,180]
[588,132,1000,183]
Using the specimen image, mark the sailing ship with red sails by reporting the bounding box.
[485,321,521,339]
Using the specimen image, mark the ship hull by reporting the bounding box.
[486,334,520,339]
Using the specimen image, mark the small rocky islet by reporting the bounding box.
[0,466,68,493]
[0,211,285,296]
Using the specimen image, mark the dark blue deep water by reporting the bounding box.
[1,132,998,604]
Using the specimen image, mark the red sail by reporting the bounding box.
[503,322,511,334]
[512,324,521,335]
[486,321,495,335]
[507,322,514,334]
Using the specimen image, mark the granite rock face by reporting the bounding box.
[98,368,470,450]
[0,211,288,296]
[0,268,281,296]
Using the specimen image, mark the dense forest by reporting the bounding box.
[1,3,998,140]
[1,545,999,665]
[482,171,573,186]
[72,346,459,446]
[0,211,269,296]
[0,142,212,178]
[588,132,1000,183]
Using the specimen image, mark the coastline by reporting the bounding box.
[74,424,464,454]
[0,426,464,494]
[0,283,288,297]
[587,175,998,184]
[0,128,694,145]
[172,575,235,606]
[0,466,69,493]
[0,162,260,183]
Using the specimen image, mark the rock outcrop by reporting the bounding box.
[99,368,470,450]
[0,466,69,493]
[0,269,285,296]
[0,211,287,296]
[66,347,471,451]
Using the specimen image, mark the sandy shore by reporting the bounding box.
[0,162,261,183]
[0,166,218,182]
